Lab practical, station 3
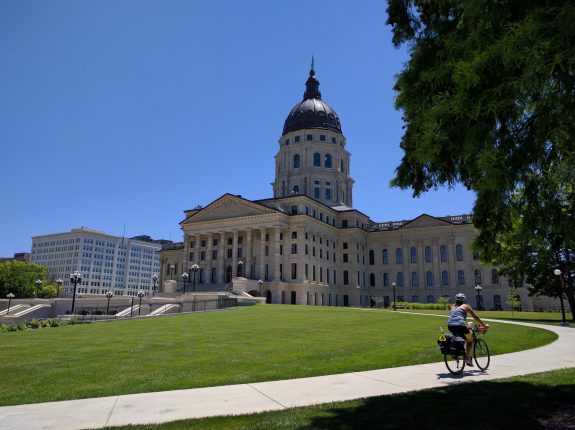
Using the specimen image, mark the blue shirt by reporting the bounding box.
[448,306,467,326]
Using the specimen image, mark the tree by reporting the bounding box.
[506,288,522,316]
[387,0,575,319]
[0,261,47,298]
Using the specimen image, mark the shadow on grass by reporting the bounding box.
[296,379,575,430]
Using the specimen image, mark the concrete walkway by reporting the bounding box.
[1,317,574,430]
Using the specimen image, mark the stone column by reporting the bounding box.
[183,233,190,274]
[218,232,226,283]
[433,238,441,296]
[448,237,456,292]
[232,230,239,278]
[259,228,266,281]
[298,228,305,282]
[274,226,281,281]
[246,228,253,279]
[206,233,213,283]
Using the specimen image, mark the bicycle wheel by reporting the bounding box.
[473,338,490,370]
[444,353,466,374]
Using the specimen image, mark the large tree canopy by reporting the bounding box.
[387,0,575,317]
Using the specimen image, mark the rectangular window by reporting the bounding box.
[291,231,297,239]
[331,137,336,143]
[212,250,218,260]
[211,268,217,283]
[213,239,218,247]
[189,252,195,262]
[200,251,206,261]
[291,205,298,215]
[325,189,331,200]
[280,245,283,255]
[291,263,297,280]
[294,136,300,142]
[228,238,233,245]
[312,265,316,281]
[306,134,313,141]
[342,220,348,228]
[343,270,349,285]
[314,188,320,199]
[238,237,243,245]
[291,244,297,254]
[320,134,326,141]
[237,248,243,258]
[227,249,232,258]
[265,245,269,256]
[201,240,206,248]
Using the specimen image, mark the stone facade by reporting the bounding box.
[160,65,538,311]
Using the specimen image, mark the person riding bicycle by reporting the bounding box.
[447,293,487,366]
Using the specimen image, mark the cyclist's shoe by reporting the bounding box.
[465,358,474,366]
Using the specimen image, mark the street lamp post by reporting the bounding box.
[392,281,396,310]
[169,264,175,280]
[69,271,82,314]
[35,279,43,298]
[56,279,63,297]
[258,279,263,295]
[182,272,189,294]
[137,290,145,315]
[130,297,134,318]
[6,293,15,314]
[191,264,199,292]
[475,285,483,311]
[553,269,569,327]
[105,291,114,315]
[152,273,158,296]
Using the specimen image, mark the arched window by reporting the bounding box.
[441,270,449,285]
[426,271,433,286]
[411,271,418,286]
[292,185,300,195]
[425,246,432,263]
[427,295,435,303]
[324,154,332,168]
[396,248,403,264]
[313,152,321,167]
[491,269,500,284]
[457,270,465,286]
[382,249,388,264]
[410,247,417,263]
[456,244,464,261]
[474,269,482,285]
[370,273,375,287]
[293,154,300,169]
[369,250,375,265]
[397,272,404,286]
[440,245,447,262]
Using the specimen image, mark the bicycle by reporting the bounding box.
[437,324,490,374]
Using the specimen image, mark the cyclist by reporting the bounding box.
[447,293,487,366]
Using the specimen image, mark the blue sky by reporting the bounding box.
[0,0,475,257]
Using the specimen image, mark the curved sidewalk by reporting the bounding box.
[0,319,574,430]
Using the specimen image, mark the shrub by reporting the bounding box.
[29,318,41,329]
[8,324,18,332]
[49,319,61,327]
[41,319,51,328]
[17,321,27,331]
[0,324,7,332]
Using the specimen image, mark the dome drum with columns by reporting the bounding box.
[159,63,544,311]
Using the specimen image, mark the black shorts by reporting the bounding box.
[448,325,472,340]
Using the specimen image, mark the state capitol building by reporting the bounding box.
[159,65,522,311]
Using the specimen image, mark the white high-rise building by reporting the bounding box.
[31,228,162,296]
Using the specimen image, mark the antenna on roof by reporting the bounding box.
[311,55,315,72]
[122,222,126,245]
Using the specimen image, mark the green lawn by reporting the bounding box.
[0,305,557,406]
[401,309,574,326]
[99,368,575,430]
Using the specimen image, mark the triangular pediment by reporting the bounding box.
[401,214,450,229]
[181,194,277,224]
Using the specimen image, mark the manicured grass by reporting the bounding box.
[401,309,574,327]
[0,305,557,406]
[100,368,575,430]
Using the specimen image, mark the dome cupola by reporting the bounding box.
[282,62,342,135]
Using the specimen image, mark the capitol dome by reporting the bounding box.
[282,67,342,135]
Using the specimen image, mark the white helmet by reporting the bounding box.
[455,293,467,303]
